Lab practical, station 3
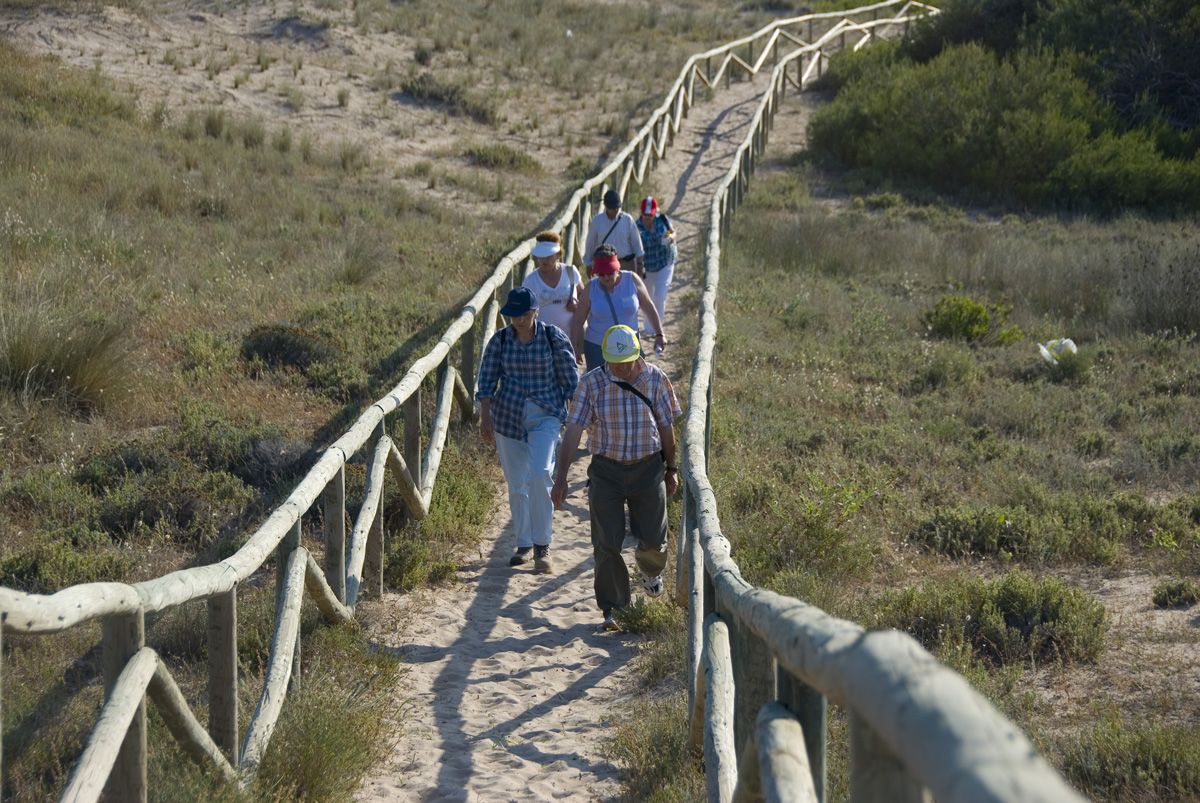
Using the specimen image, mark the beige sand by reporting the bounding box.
[354,75,777,802]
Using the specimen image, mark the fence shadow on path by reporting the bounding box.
[370,467,634,797]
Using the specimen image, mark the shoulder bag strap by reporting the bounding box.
[612,378,659,428]
[598,279,621,325]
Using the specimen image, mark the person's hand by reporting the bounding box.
[665,469,679,497]
[566,297,578,312]
[481,415,495,445]
[551,474,568,509]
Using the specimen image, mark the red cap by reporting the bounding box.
[592,254,620,275]
[640,197,658,216]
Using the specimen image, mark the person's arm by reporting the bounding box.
[550,327,579,402]
[551,422,585,509]
[658,422,679,497]
[480,398,495,444]
[631,273,664,344]
[475,335,504,442]
[570,284,591,362]
[565,267,582,312]
[629,215,646,277]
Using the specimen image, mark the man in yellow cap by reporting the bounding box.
[550,325,681,631]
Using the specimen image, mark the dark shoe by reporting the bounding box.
[509,547,532,567]
[533,544,552,574]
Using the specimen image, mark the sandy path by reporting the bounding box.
[355,74,772,802]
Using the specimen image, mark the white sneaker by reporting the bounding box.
[640,572,664,598]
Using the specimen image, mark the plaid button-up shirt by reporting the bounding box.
[566,361,681,462]
[637,215,677,274]
[476,322,578,441]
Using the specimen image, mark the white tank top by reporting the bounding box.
[523,263,580,334]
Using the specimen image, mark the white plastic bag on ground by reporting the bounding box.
[1038,338,1077,365]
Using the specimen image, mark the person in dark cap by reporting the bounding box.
[476,286,579,573]
[583,188,644,278]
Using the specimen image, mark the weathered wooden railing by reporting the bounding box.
[0,5,916,800]
[673,6,1089,801]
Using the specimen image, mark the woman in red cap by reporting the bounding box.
[635,196,677,344]
[570,244,665,372]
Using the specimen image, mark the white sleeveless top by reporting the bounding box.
[523,263,581,334]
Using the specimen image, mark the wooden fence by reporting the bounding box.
[672,9,1091,803]
[0,3,929,800]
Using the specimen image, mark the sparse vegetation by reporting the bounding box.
[1152,578,1200,609]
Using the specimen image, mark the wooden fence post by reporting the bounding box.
[278,520,302,692]
[102,609,146,803]
[207,588,239,765]
[848,714,927,802]
[703,614,737,801]
[778,668,827,803]
[1,613,5,788]
[405,389,423,487]
[729,625,775,767]
[322,465,346,603]
[365,423,386,599]
[460,318,477,408]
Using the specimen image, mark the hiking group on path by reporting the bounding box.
[475,190,681,632]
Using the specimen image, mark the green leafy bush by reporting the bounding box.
[875,570,1108,665]
[810,36,1200,211]
[923,295,992,341]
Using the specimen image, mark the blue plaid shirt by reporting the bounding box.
[476,322,578,441]
[636,215,677,274]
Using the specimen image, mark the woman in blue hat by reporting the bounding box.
[476,286,579,573]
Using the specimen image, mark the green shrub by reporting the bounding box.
[610,691,706,802]
[875,570,1107,666]
[241,323,339,369]
[463,143,541,173]
[0,526,134,592]
[253,625,398,800]
[1152,578,1200,608]
[1062,714,1200,799]
[923,295,992,341]
[615,598,679,636]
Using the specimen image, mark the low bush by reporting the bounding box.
[0,286,130,410]
[0,525,134,592]
[1151,578,1200,609]
[1062,714,1200,800]
[399,72,497,124]
[875,570,1107,666]
[463,143,541,173]
[923,294,1021,343]
[241,323,338,370]
[609,691,706,802]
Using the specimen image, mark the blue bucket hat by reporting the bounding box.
[500,286,538,317]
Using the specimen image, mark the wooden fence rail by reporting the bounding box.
[0,4,923,798]
[674,7,1091,801]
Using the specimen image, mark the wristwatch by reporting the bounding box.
[665,465,679,472]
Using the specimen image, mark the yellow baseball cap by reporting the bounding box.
[601,325,641,363]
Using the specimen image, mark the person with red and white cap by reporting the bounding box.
[570,244,665,372]
[635,196,677,344]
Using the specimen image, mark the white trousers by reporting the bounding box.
[642,261,674,337]
[494,400,561,548]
